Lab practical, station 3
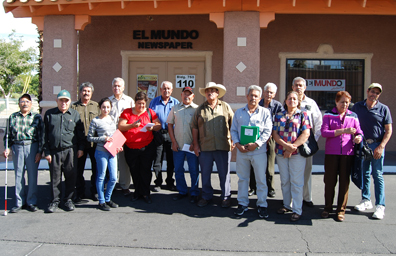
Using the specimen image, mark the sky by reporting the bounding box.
[0,7,39,50]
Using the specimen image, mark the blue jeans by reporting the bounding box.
[199,151,231,200]
[362,142,385,206]
[173,150,199,196]
[95,150,117,204]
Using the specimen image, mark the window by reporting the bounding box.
[286,59,364,110]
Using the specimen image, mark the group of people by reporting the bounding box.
[3,76,392,222]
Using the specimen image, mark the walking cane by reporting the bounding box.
[3,118,9,216]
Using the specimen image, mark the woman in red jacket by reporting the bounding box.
[321,91,363,221]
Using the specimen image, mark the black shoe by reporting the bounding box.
[248,189,256,196]
[46,202,59,213]
[167,184,177,191]
[131,193,140,202]
[303,200,314,207]
[221,198,231,208]
[268,190,276,198]
[90,193,99,202]
[153,186,161,192]
[190,196,199,204]
[143,195,152,204]
[234,205,248,216]
[106,200,119,208]
[197,198,210,207]
[98,203,110,211]
[122,189,131,196]
[27,204,38,212]
[64,199,75,211]
[73,196,84,204]
[172,194,187,201]
[258,206,269,219]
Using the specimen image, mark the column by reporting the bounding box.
[41,15,78,111]
[223,12,260,104]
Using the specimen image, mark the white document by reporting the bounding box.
[244,128,254,136]
[182,144,194,154]
[147,85,157,99]
[140,123,155,132]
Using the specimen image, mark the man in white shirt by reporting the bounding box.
[108,77,135,196]
[292,77,322,207]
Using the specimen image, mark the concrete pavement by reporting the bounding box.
[1,168,396,255]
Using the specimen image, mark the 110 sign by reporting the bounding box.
[176,75,196,88]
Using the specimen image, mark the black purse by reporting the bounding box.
[356,134,374,161]
[147,109,164,147]
[351,135,373,190]
[298,112,319,158]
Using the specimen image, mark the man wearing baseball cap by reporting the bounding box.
[352,83,392,219]
[43,89,85,213]
[167,86,200,203]
[3,94,43,213]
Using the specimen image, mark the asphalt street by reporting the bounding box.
[0,168,395,256]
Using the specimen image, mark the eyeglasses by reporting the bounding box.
[285,119,291,129]
[19,101,31,104]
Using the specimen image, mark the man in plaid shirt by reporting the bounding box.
[3,94,44,213]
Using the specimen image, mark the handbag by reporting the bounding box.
[351,141,365,189]
[147,109,164,147]
[298,113,319,157]
[360,135,374,161]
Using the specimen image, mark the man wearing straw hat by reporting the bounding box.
[3,94,43,213]
[192,82,234,208]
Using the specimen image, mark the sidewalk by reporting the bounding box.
[1,168,396,255]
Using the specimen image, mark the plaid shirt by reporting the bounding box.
[273,109,311,156]
[4,111,44,153]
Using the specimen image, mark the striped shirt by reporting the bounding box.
[4,111,44,153]
[87,116,117,152]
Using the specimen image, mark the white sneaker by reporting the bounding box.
[372,205,385,219]
[354,199,373,211]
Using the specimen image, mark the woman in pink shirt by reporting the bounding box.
[321,91,363,221]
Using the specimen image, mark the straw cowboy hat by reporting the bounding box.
[199,82,227,99]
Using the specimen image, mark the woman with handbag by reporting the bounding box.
[119,92,161,204]
[87,98,123,211]
[321,91,363,221]
[272,91,311,222]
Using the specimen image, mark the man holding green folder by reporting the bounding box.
[231,85,273,218]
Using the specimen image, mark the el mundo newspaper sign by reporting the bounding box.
[306,79,345,91]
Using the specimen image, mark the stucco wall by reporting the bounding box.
[78,15,224,102]
[260,14,396,150]
[78,13,395,150]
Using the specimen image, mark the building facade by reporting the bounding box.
[4,0,396,150]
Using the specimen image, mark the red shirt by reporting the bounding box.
[120,108,158,149]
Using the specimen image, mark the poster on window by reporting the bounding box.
[137,74,158,99]
[175,75,195,88]
[306,79,345,91]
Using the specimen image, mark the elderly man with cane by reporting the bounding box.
[3,94,44,213]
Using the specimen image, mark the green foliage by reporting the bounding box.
[0,31,38,98]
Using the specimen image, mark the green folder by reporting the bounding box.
[240,126,259,145]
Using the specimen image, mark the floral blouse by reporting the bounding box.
[272,109,311,155]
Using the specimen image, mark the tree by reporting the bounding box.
[0,31,37,108]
